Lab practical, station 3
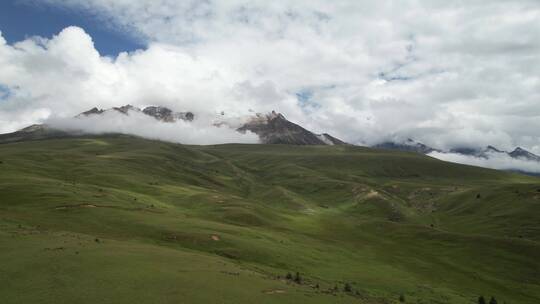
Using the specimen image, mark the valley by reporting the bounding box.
[1,136,539,303]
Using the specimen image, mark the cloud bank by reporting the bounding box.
[429,151,540,174]
[1,1,540,153]
[46,110,259,145]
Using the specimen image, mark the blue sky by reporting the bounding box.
[0,1,142,56]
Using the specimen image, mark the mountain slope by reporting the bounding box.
[0,124,74,144]
[0,135,538,304]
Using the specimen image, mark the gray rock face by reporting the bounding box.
[79,105,194,122]
[238,111,347,145]
[142,106,194,122]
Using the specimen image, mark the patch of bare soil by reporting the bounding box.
[55,204,97,210]
[53,203,163,213]
[263,289,286,294]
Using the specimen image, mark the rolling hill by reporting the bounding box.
[0,135,539,303]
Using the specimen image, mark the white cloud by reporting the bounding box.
[46,110,259,145]
[429,151,540,174]
[0,1,540,153]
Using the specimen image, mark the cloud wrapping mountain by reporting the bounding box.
[1,1,540,153]
[429,151,540,174]
[46,109,259,145]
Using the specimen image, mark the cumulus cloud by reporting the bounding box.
[46,110,259,145]
[429,151,540,174]
[1,1,540,152]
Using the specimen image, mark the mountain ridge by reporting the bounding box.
[0,105,347,146]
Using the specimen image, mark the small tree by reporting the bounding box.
[315,283,320,289]
[399,294,406,302]
[344,283,352,292]
[489,296,498,304]
[294,272,302,284]
[478,296,486,304]
[285,272,292,280]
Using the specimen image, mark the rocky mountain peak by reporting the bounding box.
[238,111,346,145]
[509,147,540,161]
[77,105,194,123]
[113,104,140,114]
[78,107,105,117]
[486,145,504,153]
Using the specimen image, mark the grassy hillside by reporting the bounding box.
[0,136,539,303]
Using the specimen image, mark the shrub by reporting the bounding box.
[478,296,486,304]
[285,272,292,280]
[489,296,497,304]
[399,294,405,302]
[294,272,302,284]
[344,283,352,292]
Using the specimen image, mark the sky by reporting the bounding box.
[0,0,539,153]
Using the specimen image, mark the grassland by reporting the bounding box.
[0,136,539,303]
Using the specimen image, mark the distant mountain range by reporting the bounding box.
[373,138,540,162]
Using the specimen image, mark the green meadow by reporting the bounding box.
[0,136,539,303]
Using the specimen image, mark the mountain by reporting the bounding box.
[79,106,346,145]
[1,135,539,303]
[237,111,347,145]
[0,106,346,146]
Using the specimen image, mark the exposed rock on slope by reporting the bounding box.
[142,106,194,122]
